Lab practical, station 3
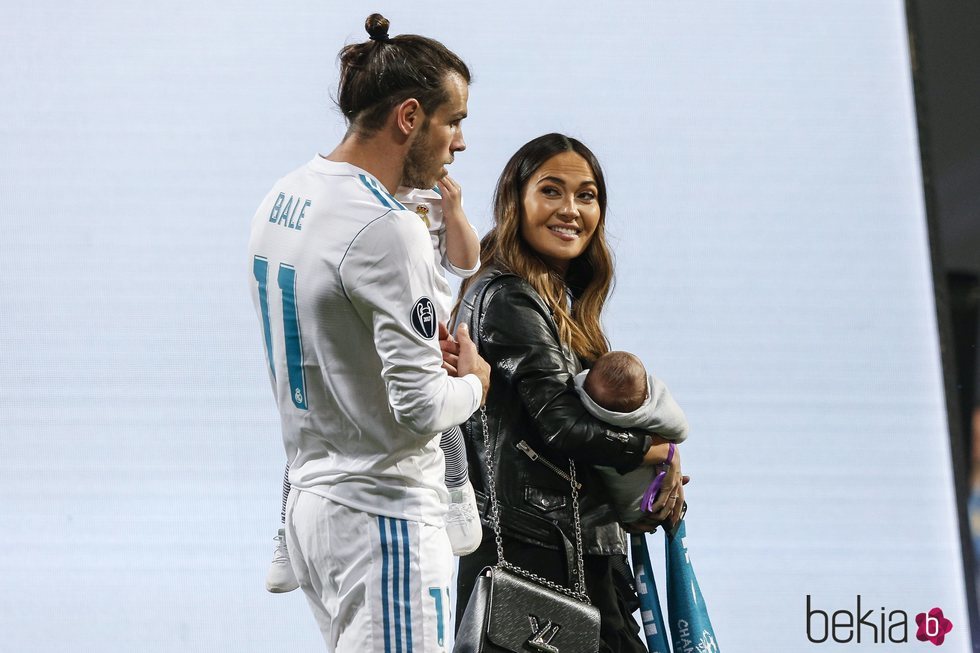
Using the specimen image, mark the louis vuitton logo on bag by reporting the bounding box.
[527,615,561,652]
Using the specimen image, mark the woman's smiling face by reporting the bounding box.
[520,151,601,274]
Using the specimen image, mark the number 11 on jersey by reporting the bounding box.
[253,255,308,410]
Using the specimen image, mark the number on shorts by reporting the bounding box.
[428,587,445,646]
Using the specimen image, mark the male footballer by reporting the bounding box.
[247,14,490,651]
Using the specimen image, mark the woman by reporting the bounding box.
[452,133,685,652]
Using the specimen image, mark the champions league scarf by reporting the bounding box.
[631,533,671,652]
[631,520,720,653]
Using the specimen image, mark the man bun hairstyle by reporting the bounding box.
[365,13,390,41]
[337,14,471,134]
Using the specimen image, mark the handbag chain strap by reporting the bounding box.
[480,406,591,603]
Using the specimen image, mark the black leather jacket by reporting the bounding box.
[454,267,652,556]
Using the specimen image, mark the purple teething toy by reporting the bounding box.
[640,442,675,513]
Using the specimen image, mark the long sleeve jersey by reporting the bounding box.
[248,156,482,525]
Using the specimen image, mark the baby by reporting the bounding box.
[574,351,689,523]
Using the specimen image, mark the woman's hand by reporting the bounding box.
[629,436,689,531]
[622,475,690,533]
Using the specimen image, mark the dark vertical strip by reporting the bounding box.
[400,519,413,653]
[251,256,275,381]
[280,463,290,524]
[277,263,308,410]
[904,2,980,648]
[380,517,392,653]
[392,518,403,653]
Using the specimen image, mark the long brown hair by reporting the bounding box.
[459,133,614,361]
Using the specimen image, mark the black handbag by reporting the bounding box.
[453,408,601,653]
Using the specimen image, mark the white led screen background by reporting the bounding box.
[0,1,969,650]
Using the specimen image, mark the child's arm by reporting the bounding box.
[437,176,480,275]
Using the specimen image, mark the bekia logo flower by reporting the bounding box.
[915,608,953,646]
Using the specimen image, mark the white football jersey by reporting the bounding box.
[248,156,482,526]
[396,186,480,318]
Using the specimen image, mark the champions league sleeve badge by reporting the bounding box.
[411,297,437,340]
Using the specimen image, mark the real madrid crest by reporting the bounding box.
[414,203,431,228]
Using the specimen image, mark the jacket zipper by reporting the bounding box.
[516,440,582,490]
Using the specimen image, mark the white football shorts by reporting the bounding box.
[286,489,454,652]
